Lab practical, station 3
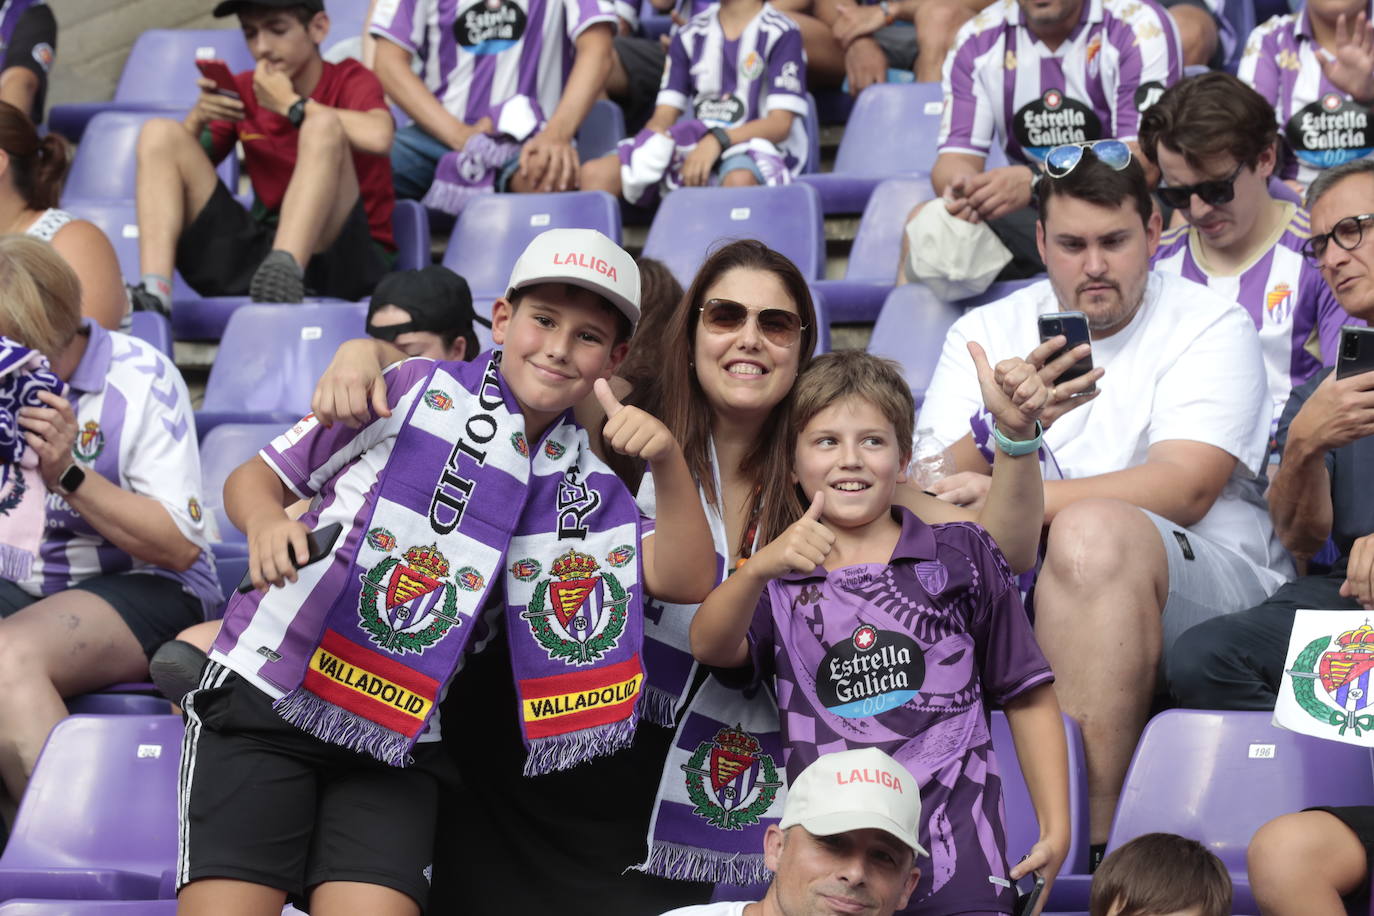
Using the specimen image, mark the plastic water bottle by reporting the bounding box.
[909,428,955,490]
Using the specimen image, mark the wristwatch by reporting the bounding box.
[709,126,732,153]
[287,97,307,128]
[56,463,85,497]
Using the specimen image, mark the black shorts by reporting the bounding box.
[1306,806,1374,916]
[987,205,1047,280]
[0,573,204,660]
[612,35,667,134]
[176,180,390,301]
[178,663,450,910]
[2,3,55,122]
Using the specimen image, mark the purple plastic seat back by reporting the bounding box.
[0,715,183,901]
[866,284,962,405]
[1269,176,1303,205]
[0,902,178,914]
[64,111,239,204]
[833,82,945,177]
[990,711,1092,875]
[65,693,171,716]
[113,30,255,106]
[846,178,935,282]
[442,191,622,301]
[391,199,431,272]
[958,277,1044,310]
[200,423,284,544]
[1107,709,1374,872]
[127,312,173,360]
[577,100,626,164]
[642,183,824,287]
[60,200,198,299]
[211,543,250,605]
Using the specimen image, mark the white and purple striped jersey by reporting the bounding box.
[1151,204,1359,435]
[1239,6,1374,190]
[939,0,1183,166]
[658,4,809,173]
[20,321,219,611]
[369,0,616,126]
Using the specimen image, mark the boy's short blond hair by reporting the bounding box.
[790,350,915,466]
[1089,833,1231,916]
[0,234,82,361]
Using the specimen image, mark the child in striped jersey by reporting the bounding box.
[579,0,810,206]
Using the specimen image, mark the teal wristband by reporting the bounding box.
[992,419,1043,457]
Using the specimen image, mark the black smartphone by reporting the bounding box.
[194,59,240,99]
[236,521,343,594]
[1336,326,1374,379]
[1012,871,1046,916]
[1037,310,1094,390]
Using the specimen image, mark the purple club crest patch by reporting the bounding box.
[915,561,949,595]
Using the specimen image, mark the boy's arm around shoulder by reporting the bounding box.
[1003,682,1071,902]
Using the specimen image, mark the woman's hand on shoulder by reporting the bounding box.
[311,339,395,429]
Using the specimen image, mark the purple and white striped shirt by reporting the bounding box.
[370,0,616,126]
[658,4,809,173]
[0,0,42,50]
[939,0,1183,165]
[19,321,219,611]
[1151,203,1360,436]
[1239,6,1374,190]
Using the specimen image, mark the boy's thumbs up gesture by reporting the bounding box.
[746,491,836,579]
[595,378,679,463]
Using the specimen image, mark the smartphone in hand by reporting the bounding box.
[1336,326,1374,380]
[195,59,240,99]
[1037,310,1095,391]
[236,521,343,593]
[1013,871,1046,916]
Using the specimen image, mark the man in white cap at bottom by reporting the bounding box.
[662,747,926,916]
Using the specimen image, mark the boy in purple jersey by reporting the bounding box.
[690,350,1070,916]
[370,0,616,198]
[1141,72,1361,439]
[580,0,809,204]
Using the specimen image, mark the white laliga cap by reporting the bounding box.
[506,228,641,328]
[780,748,927,857]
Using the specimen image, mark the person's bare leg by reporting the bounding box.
[1169,6,1218,67]
[136,118,222,279]
[722,168,761,187]
[1033,498,1169,844]
[780,10,847,89]
[895,198,932,284]
[913,0,975,82]
[0,590,150,800]
[0,67,38,119]
[178,878,288,916]
[1249,811,1368,916]
[311,881,419,916]
[271,107,361,268]
[579,152,624,196]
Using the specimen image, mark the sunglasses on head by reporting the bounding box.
[1301,213,1374,266]
[698,298,806,347]
[1043,139,1133,179]
[1156,162,1245,211]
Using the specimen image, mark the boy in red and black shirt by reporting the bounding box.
[132,0,395,309]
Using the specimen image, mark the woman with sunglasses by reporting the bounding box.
[305,239,1053,913]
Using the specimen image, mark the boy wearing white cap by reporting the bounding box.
[662,747,925,916]
[178,228,714,915]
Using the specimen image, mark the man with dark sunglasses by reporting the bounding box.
[1141,73,1360,439]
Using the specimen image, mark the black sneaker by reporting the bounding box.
[126,282,171,319]
[249,250,305,303]
[148,639,209,705]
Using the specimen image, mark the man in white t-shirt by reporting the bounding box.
[659,748,925,916]
[917,143,1293,854]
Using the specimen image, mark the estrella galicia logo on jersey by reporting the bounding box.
[520,549,630,665]
[358,544,461,655]
[816,625,924,718]
[454,0,528,54]
[1134,80,1166,112]
[695,94,746,126]
[681,725,783,829]
[1286,95,1374,170]
[73,420,104,462]
[1013,90,1101,163]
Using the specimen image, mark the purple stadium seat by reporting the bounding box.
[802,93,821,176]
[990,711,1092,876]
[641,183,824,287]
[211,544,250,606]
[639,0,673,40]
[811,178,935,323]
[200,423,285,544]
[126,312,173,360]
[1046,709,1374,914]
[1269,176,1303,206]
[318,0,374,57]
[64,694,171,716]
[0,903,178,914]
[807,284,832,354]
[798,82,944,214]
[62,111,239,205]
[391,199,431,272]
[442,191,622,301]
[49,31,257,142]
[866,284,962,406]
[957,277,1044,310]
[195,302,368,437]
[577,99,627,164]
[0,715,182,901]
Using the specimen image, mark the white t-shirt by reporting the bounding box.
[660,902,753,916]
[918,271,1289,586]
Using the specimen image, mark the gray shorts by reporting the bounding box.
[873,20,917,71]
[1140,508,1282,658]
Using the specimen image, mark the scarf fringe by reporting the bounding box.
[273,688,414,767]
[523,717,637,777]
[640,684,680,728]
[0,544,32,582]
[633,841,773,885]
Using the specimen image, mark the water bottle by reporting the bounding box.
[909,428,955,490]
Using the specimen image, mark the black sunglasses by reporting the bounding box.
[698,298,806,347]
[1301,213,1374,265]
[1156,163,1245,211]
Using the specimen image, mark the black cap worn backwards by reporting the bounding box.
[366,266,489,342]
[213,0,326,18]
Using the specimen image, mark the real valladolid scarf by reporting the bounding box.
[271,351,647,774]
[0,337,65,581]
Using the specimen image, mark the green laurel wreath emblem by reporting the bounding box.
[1291,635,1374,736]
[682,739,781,830]
[358,556,459,655]
[525,572,628,665]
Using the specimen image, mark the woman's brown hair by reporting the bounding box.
[652,239,818,550]
[0,102,68,211]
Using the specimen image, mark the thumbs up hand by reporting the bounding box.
[745,491,835,580]
[595,378,679,463]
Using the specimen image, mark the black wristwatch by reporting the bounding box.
[708,127,732,153]
[56,463,85,497]
[287,97,307,128]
